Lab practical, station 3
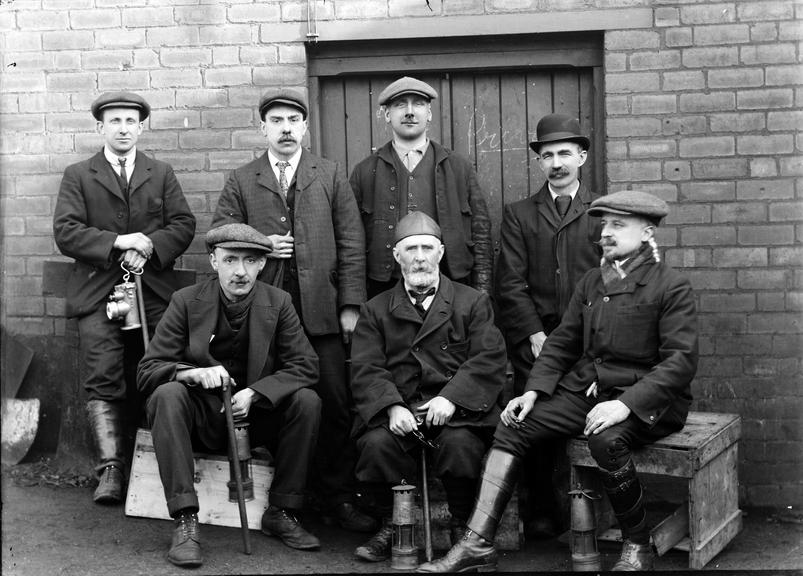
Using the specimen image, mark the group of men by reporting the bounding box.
[53,75,698,572]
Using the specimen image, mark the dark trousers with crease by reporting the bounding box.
[146,381,321,517]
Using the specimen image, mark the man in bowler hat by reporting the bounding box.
[349,76,493,297]
[350,211,507,563]
[138,223,322,567]
[494,112,603,535]
[419,191,698,572]
[211,88,374,533]
[53,91,195,505]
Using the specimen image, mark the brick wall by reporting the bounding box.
[0,0,800,507]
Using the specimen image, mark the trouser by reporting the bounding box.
[356,425,491,521]
[308,333,359,506]
[146,381,321,517]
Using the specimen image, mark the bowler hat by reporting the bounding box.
[91,91,151,121]
[378,77,438,106]
[206,223,274,253]
[587,190,669,225]
[259,87,308,120]
[528,113,590,153]
[394,211,441,244]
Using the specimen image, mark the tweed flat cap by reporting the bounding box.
[587,190,669,225]
[91,91,151,121]
[378,77,438,106]
[206,223,273,253]
[394,211,441,244]
[259,87,308,119]
[528,113,590,153]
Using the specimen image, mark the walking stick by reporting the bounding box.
[132,272,149,349]
[221,376,252,555]
[420,445,434,562]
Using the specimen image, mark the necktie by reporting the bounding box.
[118,157,129,201]
[555,194,571,219]
[408,287,436,317]
[277,161,290,197]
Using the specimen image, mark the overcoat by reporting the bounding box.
[349,141,493,292]
[351,275,506,433]
[212,150,366,336]
[495,182,602,344]
[525,255,698,431]
[137,277,318,405]
[53,150,196,318]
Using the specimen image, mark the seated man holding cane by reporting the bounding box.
[419,190,698,573]
[137,223,321,568]
[349,211,507,564]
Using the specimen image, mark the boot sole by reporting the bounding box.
[167,556,203,568]
[261,528,320,550]
[354,550,389,562]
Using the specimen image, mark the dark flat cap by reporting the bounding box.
[206,223,273,253]
[91,91,151,121]
[394,211,441,244]
[259,87,308,119]
[378,77,438,106]
[529,113,590,153]
[587,190,669,225]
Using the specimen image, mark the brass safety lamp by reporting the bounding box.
[391,482,418,570]
[569,484,602,571]
[227,420,254,501]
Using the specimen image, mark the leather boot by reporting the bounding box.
[612,540,655,571]
[416,449,520,573]
[354,518,393,562]
[261,505,321,550]
[87,400,126,504]
[601,459,650,546]
[167,510,202,567]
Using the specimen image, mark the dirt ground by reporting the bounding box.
[2,459,802,576]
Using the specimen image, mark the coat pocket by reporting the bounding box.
[612,303,660,359]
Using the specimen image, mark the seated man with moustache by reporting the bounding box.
[137,223,321,568]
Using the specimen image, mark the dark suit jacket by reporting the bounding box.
[212,150,366,336]
[525,257,698,431]
[137,277,318,405]
[350,140,493,292]
[351,275,506,432]
[53,149,196,318]
[495,182,602,344]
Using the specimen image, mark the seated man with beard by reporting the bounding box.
[349,211,507,564]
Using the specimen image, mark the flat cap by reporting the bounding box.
[529,113,589,153]
[587,190,669,225]
[394,211,441,244]
[259,87,308,120]
[206,223,273,253]
[91,91,151,121]
[378,77,438,106]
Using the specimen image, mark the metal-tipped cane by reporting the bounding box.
[221,376,252,555]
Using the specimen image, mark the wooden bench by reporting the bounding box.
[568,412,742,569]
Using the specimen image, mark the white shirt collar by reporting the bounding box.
[403,276,440,311]
[548,180,580,201]
[104,146,136,167]
[268,148,302,183]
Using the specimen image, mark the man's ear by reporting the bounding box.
[257,255,267,274]
[209,250,219,272]
[392,246,401,265]
[641,224,655,243]
[96,121,104,135]
[436,242,445,263]
[577,148,588,167]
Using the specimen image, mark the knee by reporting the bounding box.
[356,427,398,460]
[286,387,321,418]
[587,430,630,471]
[147,382,188,413]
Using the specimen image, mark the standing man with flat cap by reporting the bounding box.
[350,211,507,564]
[495,112,603,536]
[138,223,322,567]
[211,88,374,533]
[419,191,698,573]
[53,91,195,505]
[350,76,493,298]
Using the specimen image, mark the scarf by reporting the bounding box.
[600,243,654,289]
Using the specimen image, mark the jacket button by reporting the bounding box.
[603,296,610,302]
[594,358,602,364]
[280,216,287,222]
[649,415,655,421]
[556,269,561,275]
[386,244,391,249]
[413,346,420,352]
[390,186,396,191]
[445,371,452,378]
[388,224,394,230]
[385,264,391,269]
[440,343,447,350]
[117,213,124,219]
[389,204,395,210]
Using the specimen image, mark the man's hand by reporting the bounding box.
[266,231,294,259]
[224,387,258,420]
[528,332,547,359]
[114,232,153,259]
[417,396,456,427]
[500,390,538,428]
[176,366,231,390]
[120,248,147,271]
[339,306,360,344]
[387,404,418,437]
[584,399,630,436]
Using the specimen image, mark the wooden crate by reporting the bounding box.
[125,428,274,530]
[568,412,742,570]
